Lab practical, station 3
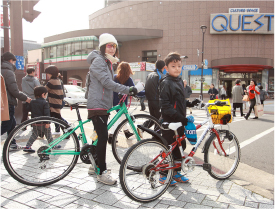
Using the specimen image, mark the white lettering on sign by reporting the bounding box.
[186,130,196,135]
[229,8,259,13]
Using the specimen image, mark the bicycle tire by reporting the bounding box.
[204,130,241,180]
[2,116,80,186]
[119,138,173,203]
[112,114,161,170]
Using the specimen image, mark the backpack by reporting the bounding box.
[85,58,96,99]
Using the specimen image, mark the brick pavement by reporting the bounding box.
[1,143,274,209]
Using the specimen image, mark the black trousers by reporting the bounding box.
[91,115,108,175]
[21,103,30,123]
[1,105,16,144]
[233,103,243,116]
[245,98,256,118]
[221,94,226,100]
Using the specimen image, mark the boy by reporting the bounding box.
[159,52,199,185]
[23,86,60,153]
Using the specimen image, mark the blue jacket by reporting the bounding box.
[113,75,134,106]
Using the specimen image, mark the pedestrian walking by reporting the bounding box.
[244,80,260,120]
[220,85,227,100]
[232,79,244,117]
[86,33,137,185]
[44,65,65,134]
[21,67,40,124]
[23,86,61,153]
[145,60,166,121]
[138,91,146,111]
[183,79,193,114]
[208,84,218,100]
[259,85,268,106]
[1,52,31,150]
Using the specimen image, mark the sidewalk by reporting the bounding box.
[1,143,274,209]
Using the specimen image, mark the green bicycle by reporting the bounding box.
[2,95,161,186]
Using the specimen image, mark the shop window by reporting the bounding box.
[64,43,71,56]
[268,77,274,91]
[50,46,56,58]
[81,41,94,55]
[56,44,64,57]
[72,42,82,55]
[44,47,50,59]
[142,50,157,63]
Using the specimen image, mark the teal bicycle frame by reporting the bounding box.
[42,101,141,156]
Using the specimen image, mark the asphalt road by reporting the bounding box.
[61,100,274,196]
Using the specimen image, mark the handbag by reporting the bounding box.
[243,95,250,102]
[1,75,10,121]
[254,105,264,117]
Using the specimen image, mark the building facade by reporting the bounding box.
[41,0,274,96]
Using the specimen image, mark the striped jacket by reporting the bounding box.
[45,78,64,114]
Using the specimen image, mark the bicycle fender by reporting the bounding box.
[137,125,168,147]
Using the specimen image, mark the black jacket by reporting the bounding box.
[208,87,218,100]
[145,69,165,101]
[26,98,50,119]
[1,61,27,106]
[160,75,193,123]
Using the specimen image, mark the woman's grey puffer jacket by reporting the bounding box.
[86,50,129,110]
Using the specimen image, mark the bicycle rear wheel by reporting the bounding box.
[2,116,80,186]
[112,114,161,170]
[204,130,241,180]
[119,139,173,203]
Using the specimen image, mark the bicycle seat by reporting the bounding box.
[168,122,182,131]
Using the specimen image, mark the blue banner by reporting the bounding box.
[15,56,24,70]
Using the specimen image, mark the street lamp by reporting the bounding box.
[200,25,207,100]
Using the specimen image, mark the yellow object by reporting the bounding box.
[90,131,98,141]
[208,99,232,125]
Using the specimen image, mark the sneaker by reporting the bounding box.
[159,176,177,186]
[97,170,117,185]
[172,172,189,183]
[23,146,35,153]
[252,117,258,119]
[52,132,61,135]
[124,130,134,139]
[88,166,110,175]
[10,144,24,150]
[137,127,143,138]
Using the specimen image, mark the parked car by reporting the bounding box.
[63,85,87,105]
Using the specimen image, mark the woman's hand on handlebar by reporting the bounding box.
[129,86,138,96]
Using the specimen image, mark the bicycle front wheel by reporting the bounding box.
[204,130,241,180]
[2,116,80,186]
[112,114,161,169]
[120,139,173,203]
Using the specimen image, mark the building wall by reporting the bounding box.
[89,1,274,65]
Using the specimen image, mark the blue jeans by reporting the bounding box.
[1,105,16,144]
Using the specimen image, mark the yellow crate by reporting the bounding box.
[208,99,232,125]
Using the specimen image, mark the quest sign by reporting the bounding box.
[210,8,274,34]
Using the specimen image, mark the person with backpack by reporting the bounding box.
[1,52,31,150]
[145,60,166,121]
[86,33,137,185]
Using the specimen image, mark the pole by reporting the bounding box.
[200,25,207,101]
[3,0,9,52]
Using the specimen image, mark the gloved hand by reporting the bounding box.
[181,117,188,126]
[191,98,201,106]
[129,86,138,96]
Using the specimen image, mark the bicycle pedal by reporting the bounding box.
[203,163,211,172]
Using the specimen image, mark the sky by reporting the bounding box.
[2,0,105,43]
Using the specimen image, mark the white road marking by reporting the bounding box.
[227,127,274,154]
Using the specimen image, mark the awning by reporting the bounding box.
[189,68,212,76]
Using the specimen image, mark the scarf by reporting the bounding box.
[236,83,240,86]
[105,53,119,64]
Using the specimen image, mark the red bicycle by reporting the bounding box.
[119,100,241,202]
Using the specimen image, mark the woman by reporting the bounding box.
[244,80,260,120]
[259,85,268,106]
[220,85,227,100]
[86,33,137,185]
[232,79,244,117]
[108,62,135,144]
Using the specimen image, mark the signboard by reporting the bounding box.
[145,62,155,72]
[210,13,274,34]
[182,65,198,71]
[36,62,40,79]
[129,62,155,72]
[42,73,46,80]
[72,80,77,85]
[229,8,259,14]
[1,14,10,27]
[15,56,24,70]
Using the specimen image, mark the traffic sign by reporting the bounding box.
[15,56,24,70]
[182,65,198,71]
[204,59,208,66]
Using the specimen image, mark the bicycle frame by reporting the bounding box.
[151,104,228,172]
[43,101,141,155]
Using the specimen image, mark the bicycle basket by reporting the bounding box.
[208,99,232,125]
